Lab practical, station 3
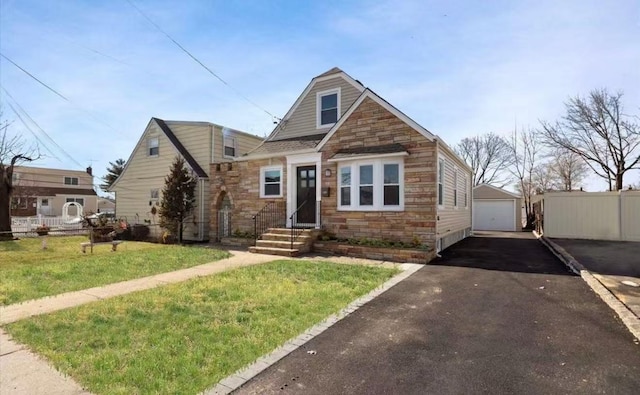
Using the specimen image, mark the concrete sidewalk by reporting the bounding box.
[0,250,281,325]
[0,250,283,395]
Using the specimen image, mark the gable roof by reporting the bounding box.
[109,117,207,191]
[316,89,436,150]
[153,118,208,178]
[473,183,521,199]
[264,67,365,142]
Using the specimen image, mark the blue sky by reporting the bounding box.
[1,0,638,192]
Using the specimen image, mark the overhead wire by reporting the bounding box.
[0,53,124,135]
[124,0,281,122]
[1,86,84,169]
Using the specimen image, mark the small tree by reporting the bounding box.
[0,115,39,240]
[100,158,126,192]
[509,127,539,229]
[159,156,197,243]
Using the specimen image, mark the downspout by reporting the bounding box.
[435,139,441,257]
[200,178,205,242]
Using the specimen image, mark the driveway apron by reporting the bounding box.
[236,233,640,394]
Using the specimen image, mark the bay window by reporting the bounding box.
[337,159,404,211]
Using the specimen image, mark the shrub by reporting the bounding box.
[131,224,150,241]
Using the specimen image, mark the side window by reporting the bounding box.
[438,158,445,206]
[223,136,236,158]
[148,137,159,156]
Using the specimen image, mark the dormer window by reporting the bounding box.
[316,88,340,128]
[223,136,236,158]
[64,176,79,185]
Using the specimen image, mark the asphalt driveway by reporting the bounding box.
[236,233,640,394]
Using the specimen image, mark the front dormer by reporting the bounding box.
[265,67,365,142]
[316,87,340,129]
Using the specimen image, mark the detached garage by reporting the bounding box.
[473,184,522,232]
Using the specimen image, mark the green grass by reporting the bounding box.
[5,260,398,395]
[0,236,230,305]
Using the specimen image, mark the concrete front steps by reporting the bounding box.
[249,228,317,257]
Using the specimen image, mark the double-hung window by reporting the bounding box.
[148,137,159,156]
[317,88,340,128]
[337,159,404,211]
[438,158,445,207]
[223,136,236,158]
[260,166,283,198]
[66,197,85,206]
[150,189,159,200]
[64,176,79,185]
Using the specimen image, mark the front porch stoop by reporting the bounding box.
[249,228,317,257]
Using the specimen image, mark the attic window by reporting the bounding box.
[317,88,340,128]
[223,136,236,158]
[148,137,159,156]
[64,177,79,185]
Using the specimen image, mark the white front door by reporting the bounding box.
[473,200,516,231]
[38,198,52,215]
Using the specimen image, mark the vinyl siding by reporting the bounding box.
[51,195,98,217]
[13,166,94,190]
[271,76,362,141]
[165,122,213,177]
[214,126,263,162]
[436,148,472,244]
[111,122,207,240]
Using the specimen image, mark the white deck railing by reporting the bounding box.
[10,215,83,233]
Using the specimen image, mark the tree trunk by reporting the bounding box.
[178,219,183,245]
[616,173,624,191]
[0,183,13,240]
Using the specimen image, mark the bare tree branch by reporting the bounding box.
[455,133,512,187]
[539,89,640,190]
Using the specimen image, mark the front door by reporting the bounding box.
[296,165,316,225]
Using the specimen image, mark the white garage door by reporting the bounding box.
[473,200,516,231]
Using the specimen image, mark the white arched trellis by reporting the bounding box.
[62,202,84,223]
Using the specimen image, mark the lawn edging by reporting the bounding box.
[313,241,435,264]
[534,231,640,341]
[204,262,424,395]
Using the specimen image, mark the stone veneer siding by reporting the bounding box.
[210,157,286,241]
[319,97,438,247]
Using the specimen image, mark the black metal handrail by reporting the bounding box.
[252,201,286,245]
[289,198,309,250]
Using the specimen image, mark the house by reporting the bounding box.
[109,117,263,241]
[472,184,523,231]
[210,67,472,257]
[10,165,97,217]
[97,197,115,214]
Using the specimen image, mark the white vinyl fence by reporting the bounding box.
[11,215,83,234]
[542,191,640,241]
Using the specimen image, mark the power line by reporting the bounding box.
[124,0,281,122]
[0,53,69,101]
[1,86,85,169]
[4,101,61,162]
[0,53,123,134]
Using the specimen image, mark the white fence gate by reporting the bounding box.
[542,191,640,241]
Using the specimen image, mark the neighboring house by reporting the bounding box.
[211,67,472,254]
[109,117,263,241]
[10,165,97,217]
[472,184,522,232]
[97,197,116,214]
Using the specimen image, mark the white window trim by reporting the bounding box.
[438,158,445,209]
[63,176,79,186]
[260,165,283,198]
[464,174,469,209]
[336,157,404,212]
[148,137,159,157]
[316,87,341,129]
[453,166,458,209]
[223,135,236,159]
[65,197,85,205]
[150,189,159,200]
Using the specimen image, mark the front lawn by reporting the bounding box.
[5,260,397,395]
[0,236,230,305]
